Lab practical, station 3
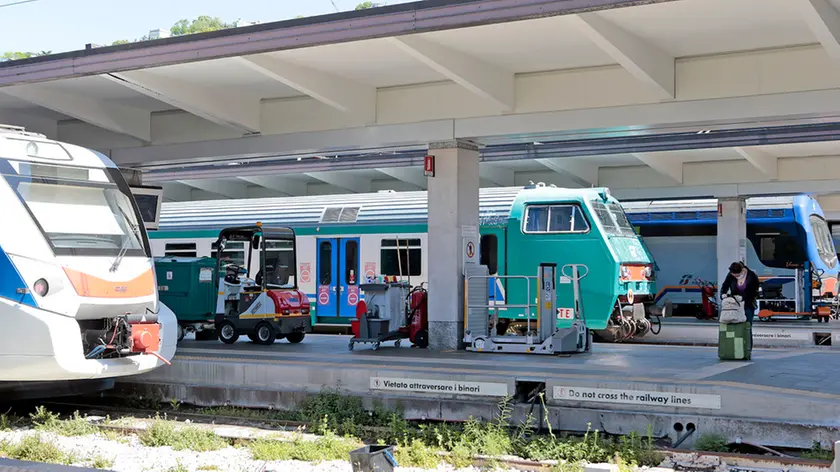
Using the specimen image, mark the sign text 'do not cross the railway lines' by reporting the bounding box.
[554,386,721,409]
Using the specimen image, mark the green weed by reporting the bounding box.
[801,441,835,461]
[694,433,730,453]
[248,430,360,462]
[0,434,75,465]
[139,418,228,451]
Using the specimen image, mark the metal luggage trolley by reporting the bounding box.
[464,262,591,355]
[349,281,410,351]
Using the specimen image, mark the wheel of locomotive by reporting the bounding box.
[414,329,429,349]
[618,317,633,342]
[176,324,185,343]
[592,318,621,343]
[253,322,276,345]
[286,332,305,344]
[649,315,662,335]
[218,321,238,345]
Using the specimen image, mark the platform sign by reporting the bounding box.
[299,263,311,284]
[557,308,574,320]
[347,286,359,306]
[371,377,507,397]
[553,386,721,410]
[364,262,377,280]
[318,285,330,305]
[751,329,810,341]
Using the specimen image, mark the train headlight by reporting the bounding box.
[643,266,652,279]
[33,278,49,297]
[621,265,631,280]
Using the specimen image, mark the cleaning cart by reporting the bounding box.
[349,280,410,351]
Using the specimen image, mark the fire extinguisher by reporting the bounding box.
[696,278,717,320]
[407,284,429,348]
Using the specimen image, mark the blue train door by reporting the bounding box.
[316,237,361,319]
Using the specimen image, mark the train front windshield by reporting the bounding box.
[0,159,147,258]
[591,200,637,237]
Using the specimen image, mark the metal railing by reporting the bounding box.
[466,274,537,335]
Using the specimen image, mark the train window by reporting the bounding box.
[380,239,421,276]
[810,215,838,268]
[345,240,359,285]
[524,204,589,234]
[164,242,197,258]
[480,234,498,275]
[211,241,246,267]
[752,233,805,268]
[319,241,333,285]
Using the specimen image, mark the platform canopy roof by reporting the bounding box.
[4,0,840,213]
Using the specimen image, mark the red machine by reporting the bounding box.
[350,285,428,348]
[407,285,429,348]
[696,278,717,320]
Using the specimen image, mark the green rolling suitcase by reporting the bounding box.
[718,322,752,361]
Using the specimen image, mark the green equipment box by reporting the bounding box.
[155,257,217,323]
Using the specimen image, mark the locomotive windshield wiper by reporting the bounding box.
[110,206,141,273]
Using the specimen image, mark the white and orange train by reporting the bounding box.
[0,124,176,398]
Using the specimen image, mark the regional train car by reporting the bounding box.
[624,195,839,320]
[0,124,177,395]
[150,184,656,342]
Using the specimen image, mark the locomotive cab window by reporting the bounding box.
[164,242,197,258]
[523,204,589,234]
[381,239,422,276]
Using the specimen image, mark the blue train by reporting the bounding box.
[623,195,839,321]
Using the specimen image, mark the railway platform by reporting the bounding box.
[117,335,840,450]
[632,318,840,349]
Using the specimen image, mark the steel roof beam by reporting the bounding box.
[479,163,515,186]
[632,152,682,183]
[0,0,662,87]
[614,179,840,201]
[237,55,376,124]
[160,182,194,202]
[389,35,515,112]
[376,167,427,189]
[733,147,778,180]
[800,0,840,64]
[103,71,261,133]
[304,171,371,193]
[237,175,307,196]
[535,158,599,187]
[0,86,150,142]
[176,179,249,199]
[572,12,675,100]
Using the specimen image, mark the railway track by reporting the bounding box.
[20,400,834,472]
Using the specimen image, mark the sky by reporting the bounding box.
[0,0,414,53]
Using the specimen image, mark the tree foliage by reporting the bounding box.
[170,16,233,36]
[356,1,383,9]
[1,51,51,62]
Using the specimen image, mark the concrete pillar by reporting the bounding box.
[426,139,480,350]
[716,197,747,291]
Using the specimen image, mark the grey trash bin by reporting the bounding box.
[349,444,397,472]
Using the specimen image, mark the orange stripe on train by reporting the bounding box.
[63,267,155,298]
